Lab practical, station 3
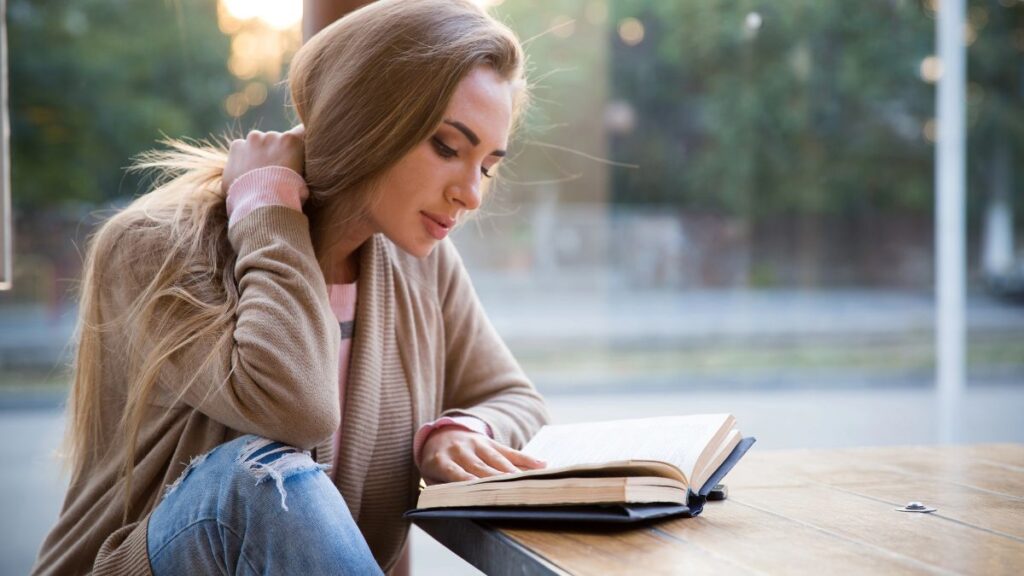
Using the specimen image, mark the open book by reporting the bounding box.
[406,414,755,523]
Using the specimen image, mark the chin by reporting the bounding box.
[394,237,438,259]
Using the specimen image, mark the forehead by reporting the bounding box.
[443,66,515,147]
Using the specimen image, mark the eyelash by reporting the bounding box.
[431,136,493,178]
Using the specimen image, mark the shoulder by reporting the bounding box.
[92,205,226,313]
[92,209,168,287]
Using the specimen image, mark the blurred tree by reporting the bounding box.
[7,0,1021,281]
[968,0,1024,281]
[603,0,1022,286]
[8,0,233,210]
[608,0,939,216]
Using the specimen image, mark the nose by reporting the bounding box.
[447,171,482,212]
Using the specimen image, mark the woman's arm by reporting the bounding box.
[417,239,551,483]
[435,239,550,446]
[104,129,342,450]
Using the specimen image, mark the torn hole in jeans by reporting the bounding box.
[162,450,211,501]
[236,436,330,511]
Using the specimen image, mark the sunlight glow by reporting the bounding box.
[471,0,506,8]
[222,0,302,31]
[217,1,302,117]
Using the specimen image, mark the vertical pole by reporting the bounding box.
[303,0,374,41]
[0,0,12,291]
[936,0,966,443]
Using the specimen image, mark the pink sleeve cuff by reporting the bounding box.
[413,415,493,469]
[226,166,309,229]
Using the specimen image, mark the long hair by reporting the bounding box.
[61,0,528,523]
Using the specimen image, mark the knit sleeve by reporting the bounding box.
[102,205,341,449]
[226,166,308,229]
[412,415,492,468]
[435,239,550,449]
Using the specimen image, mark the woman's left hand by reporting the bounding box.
[221,125,306,195]
[419,428,547,485]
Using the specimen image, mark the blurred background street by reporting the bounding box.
[3,0,1024,574]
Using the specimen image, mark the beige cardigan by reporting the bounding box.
[31,206,550,575]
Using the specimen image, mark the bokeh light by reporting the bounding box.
[217,0,302,116]
[745,12,763,31]
[618,18,645,46]
[920,55,943,83]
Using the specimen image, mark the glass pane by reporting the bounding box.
[3,0,296,391]
[459,0,1024,409]
[3,1,1023,574]
[7,0,1020,421]
[966,0,1024,383]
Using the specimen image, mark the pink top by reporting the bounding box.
[226,166,493,477]
[326,282,357,483]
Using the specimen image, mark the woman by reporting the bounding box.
[31,0,550,573]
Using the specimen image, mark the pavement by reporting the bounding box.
[4,287,1024,374]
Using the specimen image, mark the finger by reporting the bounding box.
[494,443,547,469]
[476,445,520,475]
[460,457,506,478]
[434,458,475,483]
[451,446,506,478]
[286,124,305,136]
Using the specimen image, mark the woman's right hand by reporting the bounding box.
[419,428,547,485]
[222,125,306,195]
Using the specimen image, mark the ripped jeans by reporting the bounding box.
[146,434,383,575]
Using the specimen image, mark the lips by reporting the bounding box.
[422,211,456,228]
[421,211,455,240]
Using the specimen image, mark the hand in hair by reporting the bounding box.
[222,125,306,195]
[419,427,547,485]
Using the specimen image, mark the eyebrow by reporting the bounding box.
[443,119,507,158]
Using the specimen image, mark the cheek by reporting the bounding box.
[376,144,449,218]
[374,176,428,230]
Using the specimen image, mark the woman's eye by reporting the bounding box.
[431,136,457,159]
[434,135,494,178]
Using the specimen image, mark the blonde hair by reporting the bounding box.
[62,0,527,523]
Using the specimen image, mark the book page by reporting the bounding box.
[522,414,735,481]
[690,428,741,491]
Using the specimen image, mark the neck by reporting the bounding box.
[310,199,377,285]
[321,223,375,285]
[325,252,360,285]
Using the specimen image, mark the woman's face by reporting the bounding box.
[369,66,515,258]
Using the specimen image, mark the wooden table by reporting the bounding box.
[413,444,1024,575]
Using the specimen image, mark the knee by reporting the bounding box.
[161,435,332,513]
[232,435,332,512]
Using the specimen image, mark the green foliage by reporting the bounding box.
[964,0,1024,220]
[8,0,1022,223]
[608,0,1023,219]
[609,0,935,215]
[9,0,233,209]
